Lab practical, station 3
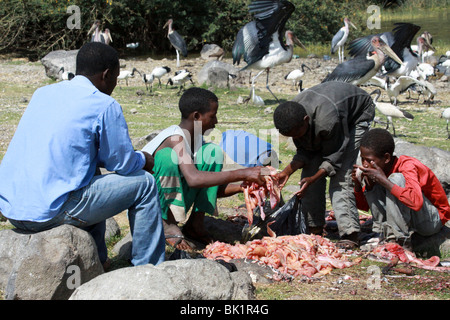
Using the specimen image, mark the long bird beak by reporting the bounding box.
[423,37,436,51]
[293,36,306,50]
[88,23,97,35]
[163,20,170,29]
[349,21,357,30]
[380,42,403,65]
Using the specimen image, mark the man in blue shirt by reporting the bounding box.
[0,42,165,267]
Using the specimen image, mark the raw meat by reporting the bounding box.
[203,234,360,279]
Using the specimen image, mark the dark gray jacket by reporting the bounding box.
[291,81,375,176]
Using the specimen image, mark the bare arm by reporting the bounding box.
[162,135,265,188]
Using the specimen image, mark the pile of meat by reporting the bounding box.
[203,234,360,279]
[242,166,281,226]
[372,242,450,272]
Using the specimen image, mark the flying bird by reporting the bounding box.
[331,17,357,63]
[232,0,304,104]
[322,36,403,85]
[164,19,188,67]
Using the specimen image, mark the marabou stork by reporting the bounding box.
[232,0,305,104]
[348,23,421,78]
[88,21,112,44]
[441,107,450,139]
[163,19,188,67]
[370,89,414,137]
[331,17,357,63]
[322,36,403,85]
[284,63,311,92]
[382,23,421,77]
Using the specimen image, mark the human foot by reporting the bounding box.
[163,219,193,251]
[182,211,214,245]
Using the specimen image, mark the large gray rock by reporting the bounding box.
[200,44,225,61]
[197,61,240,88]
[41,49,78,80]
[0,225,103,300]
[394,139,450,185]
[70,259,248,300]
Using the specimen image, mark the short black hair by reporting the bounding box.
[179,87,218,119]
[273,101,308,135]
[360,128,395,158]
[76,42,119,76]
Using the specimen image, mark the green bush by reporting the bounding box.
[1,0,445,60]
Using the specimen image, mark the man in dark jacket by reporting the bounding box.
[273,82,375,249]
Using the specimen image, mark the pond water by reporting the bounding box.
[377,8,450,47]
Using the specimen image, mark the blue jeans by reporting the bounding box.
[9,170,165,266]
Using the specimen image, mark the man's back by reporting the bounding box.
[0,76,140,221]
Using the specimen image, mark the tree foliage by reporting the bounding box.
[0,0,411,60]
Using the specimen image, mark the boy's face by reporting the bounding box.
[360,146,390,174]
[198,101,218,134]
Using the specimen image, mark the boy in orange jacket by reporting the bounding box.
[352,128,450,250]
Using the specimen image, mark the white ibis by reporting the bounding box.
[413,79,437,106]
[163,19,188,67]
[126,42,139,49]
[322,36,403,85]
[284,63,311,92]
[118,68,140,86]
[58,67,75,81]
[166,70,193,94]
[232,0,304,103]
[142,73,154,91]
[370,89,414,137]
[441,107,450,139]
[151,66,171,88]
[410,62,435,80]
[384,76,419,105]
[331,17,357,63]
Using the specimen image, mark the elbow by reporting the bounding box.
[185,175,204,189]
[411,199,424,212]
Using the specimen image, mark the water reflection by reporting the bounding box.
[377,9,450,46]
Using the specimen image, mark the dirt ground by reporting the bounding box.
[0,53,449,300]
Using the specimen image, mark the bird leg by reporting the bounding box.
[264,68,279,103]
[176,50,180,67]
[247,70,265,103]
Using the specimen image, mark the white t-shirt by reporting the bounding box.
[142,125,203,159]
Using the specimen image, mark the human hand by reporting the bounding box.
[351,165,364,191]
[274,171,290,189]
[142,151,155,174]
[294,176,313,198]
[244,166,266,185]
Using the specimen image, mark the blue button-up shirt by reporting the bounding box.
[0,76,145,222]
